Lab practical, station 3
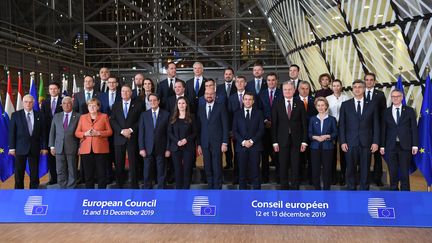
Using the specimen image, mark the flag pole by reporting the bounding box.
[427,65,430,193]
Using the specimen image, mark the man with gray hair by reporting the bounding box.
[49,96,81,188]
[186,62,208,113]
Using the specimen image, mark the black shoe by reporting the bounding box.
[224,165,233,170]
[262,178,269,184]
[375,181,384,187]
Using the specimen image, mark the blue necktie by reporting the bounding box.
[153,111,157,128]
[255,79,260,94]
[396,108,400,124]
[86,92,91,102]
[195,78,200,95]
[110,92,114,108]
[123,102,128,118]
[357,101,361,117]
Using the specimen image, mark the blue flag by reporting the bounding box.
[396,75,407,105]
[27,77,49,178]
[0,98,14,182]
[415,74,432,186]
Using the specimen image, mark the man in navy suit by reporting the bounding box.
[110,84,143,189]
[295,81,318,184]
[99,76,120,183]
[288,64,302,96]
[73,75,100,114]
[232,92,265,189]
[95,67,111,93]
[186,62,207,113]
[197,88,229,189]
[216,67,237,171]
[246,61,267,95]
[272,81,308,190]
[365,73,387,186]
[41,82,63,185]
[9,94,48,189]
[157,62,178,108]
[165,80,192,115]
[258,72,282,183]
[339,79,380,190]
[380,89,418,191]
[131,73,145,99]
[138,94,170,189]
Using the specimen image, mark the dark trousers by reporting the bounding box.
[299,147,312,183]
[47,153,57,184]
[172,149,195,189]
[261,128,277,182]
[143,153,166,189]
[372,151,383,183]
[279,142,301,190]
[203,146,223,189]
[15,154,39,189]
[332,142,346,182]
[114,142,139,189]
[387,143,411,191]
[225,136,234,167]
[81,152,107,189]
[345,145,371,190]
[311,148,333,190]
[238,150,261,189]
[106,138,116,183]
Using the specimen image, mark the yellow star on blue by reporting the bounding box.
[0,147,4,154]
[420,148,426,154]
[426,109,429,114]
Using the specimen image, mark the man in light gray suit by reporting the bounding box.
[49,96,81,188]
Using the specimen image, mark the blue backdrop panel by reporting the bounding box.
[0,190,431,227]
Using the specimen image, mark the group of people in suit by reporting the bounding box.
[7,63,419,191]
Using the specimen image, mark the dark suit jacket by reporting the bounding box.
[308,115,338,150]
[197,101,229,149]
[168,117,197,152]
[185,77,207,113]
[99,90,121,116]
[271,98,308,147]
[216,82,237,103]
[381,106,418,150]
[110,99,143,146]
[294,95,318,124]
[138,108,170,155]
[73,90,100,114]
[157,78,177,108]
[41,96,63,144]
[9,109,47,155]
[232,108,265,152]
[246,78,268,95]
[259,88,282,121]
[368,89,387,116]
[228,92,244,115]
[339,98,380,147]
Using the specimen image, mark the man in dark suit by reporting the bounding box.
[138,94,170,189]
[157,62,178,108]
[339,79,380,190]
[95,67,110,93]
[272,81,308,190]
[365,73,387,186]
[73,75,100,114]
[232,92,265,189]
[295,81,318,184]
[110,84,143,189]
[246,61,267,95]
[9,94,48,189]
[288,64,302,96]
[99,76,121,183]
[186,62,207,113]
[41,82,63,185]
[258,72,282,183]
[165,80,191,115]
[380,89,418,191]
[48,96,81,188]
[132,73,145,99]
[99,76,121,116]
[216,67,237,170]
[197,88,229,189]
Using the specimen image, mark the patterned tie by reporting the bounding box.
[396,108,400,124]
[195,78,200,95]
[153,111,157,128]
[239,94,243,108]
[287,100,292,119]
[303,97,308,111]
[51,98,56,116]
[63,113,69,130]
[123,102,128,118]
[269,90,274,107]
[357,101,361,117]
[27,112,32,135]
